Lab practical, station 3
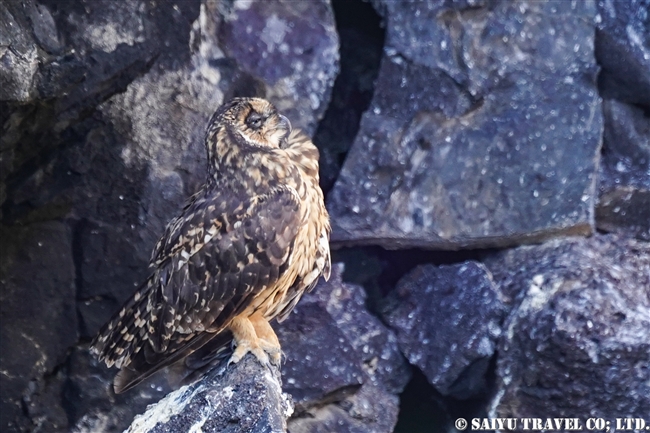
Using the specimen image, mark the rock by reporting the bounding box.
[1,0,179,212]
[382,262,506,399]
[288,383,399,433]
[484,235,650,419]
[0,1,42,102]
[1,0,48,214]
[276,264,411,433]
[0,222,77,432]
[327,0,603,250]
[311,0,385,192]
[76,219,153,338]
[596,0,650,107]
[597,187,650,241]
[596,100,650,241]
[53,346,170,433]
[123,354,292,433]
[21,368,69,433]
[217,0,339,135]
[277,300,365,407]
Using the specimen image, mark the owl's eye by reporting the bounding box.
[246,112,264,129]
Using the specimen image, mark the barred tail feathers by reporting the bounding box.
[91,276,230,393]
[90,278,154,370]
[112,328,222,393]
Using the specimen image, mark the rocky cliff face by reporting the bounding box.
[1,1,648,432]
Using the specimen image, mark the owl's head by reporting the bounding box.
[210,97,292,149]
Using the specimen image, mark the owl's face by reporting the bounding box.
[227,98,292,149]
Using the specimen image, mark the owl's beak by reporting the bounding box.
[278,114,292,135]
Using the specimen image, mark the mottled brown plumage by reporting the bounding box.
[91,98,331,393]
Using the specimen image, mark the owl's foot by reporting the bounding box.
[250,313,282,365]
[227,313,282,368]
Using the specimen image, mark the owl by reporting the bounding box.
[91,98,331,393]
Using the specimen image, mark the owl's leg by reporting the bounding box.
[227,315,271,368]
[249,312,282,365]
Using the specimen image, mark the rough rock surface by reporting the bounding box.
[276,264,411,433]
[0,222,77,432]
[123,355,292,433]
[328,0,603,250]
[484,235,650,420]
[312,0,385,192]
[218,0,339,136]
[62,344,179,433]
[596,100,650,241]
[0,0,163,214]
[0,0,60,102]
[382,262,506,399]
[596,0,650,107]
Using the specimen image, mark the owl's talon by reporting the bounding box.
[258,339,282,366]
[228,315,276,368]
[228,341,271,368]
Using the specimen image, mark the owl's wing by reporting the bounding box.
[91,185,301,392]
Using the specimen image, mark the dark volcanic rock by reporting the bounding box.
[485,235,650,421]
[63,346,170,433]
[277,300,366,407]
[1,0,187,212]
[382,262,506,399]
[596,0,650,107]
[75,219,152,339]
[597,100,650,241]
[123,354,292,433]
[312,0,385,193]
[0,222,77,432]
[218,0,339,135]
[288,383,399,433]
[328,0,603,250]
[0,0,55,102]
[597,187,650,241]
[276,264,410,433]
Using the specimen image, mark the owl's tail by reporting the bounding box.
[90,276,237,393]
[111,328,229,394]
[90,277,154,373]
